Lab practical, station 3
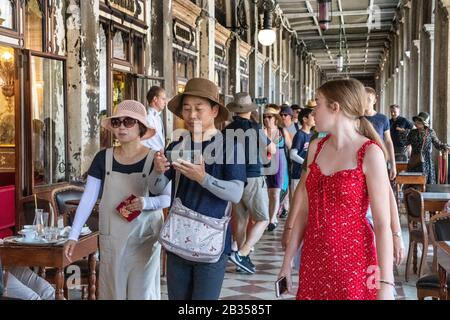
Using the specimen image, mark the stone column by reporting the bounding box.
[409,39,421,115]
[162,0,174,136]
[432,0,450,142]
[199,0,215,80]
[421,24,435,123]
[229,36,240,95]
[298,49,304,105]
[248,2,258,99]
[66,0,100,179]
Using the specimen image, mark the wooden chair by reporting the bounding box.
[49,185,98,300]
[416,212,450,299]
[395,173,426,209]
[404,188,429,282]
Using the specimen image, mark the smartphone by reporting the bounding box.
[165,149,202,164]
[275,276,288,297]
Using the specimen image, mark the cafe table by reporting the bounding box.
[425,184,450,193]
[396,161,408,173]
[0,232,98,300]
[421,192,450,212]
[437,241,450,300]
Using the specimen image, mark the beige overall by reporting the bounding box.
[98,148,163,300]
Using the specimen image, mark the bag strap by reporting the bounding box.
[105,148,113,175]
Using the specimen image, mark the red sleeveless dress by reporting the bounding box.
[297,135,378,300]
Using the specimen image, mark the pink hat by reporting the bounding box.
[101,100,156,140]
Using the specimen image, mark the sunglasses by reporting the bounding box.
[280,114,291,117]
[111,117,138,128]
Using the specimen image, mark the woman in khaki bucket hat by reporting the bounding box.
[149,78,247,300]
[65,100,171,299]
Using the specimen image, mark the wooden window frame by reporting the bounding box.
[22,49,68,194]
[0,0,21,39]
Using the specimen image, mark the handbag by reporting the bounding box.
[407,129,428,170]
[158,152,231,263]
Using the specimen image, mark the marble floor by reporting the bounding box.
[160,212,430,300]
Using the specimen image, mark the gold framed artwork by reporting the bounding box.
[0,47,15,148]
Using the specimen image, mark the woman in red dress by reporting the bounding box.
[279,79,394,300]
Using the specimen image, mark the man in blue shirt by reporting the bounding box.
[364,87,397,180]
[224,92,276,274]
[149,78,247,300]
[389,104,414,161]
[290,108,315,192]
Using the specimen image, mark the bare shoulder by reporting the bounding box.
[362,142,386,172]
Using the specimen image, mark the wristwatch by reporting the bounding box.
[392,231,402,238]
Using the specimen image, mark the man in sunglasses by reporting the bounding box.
[280,105,297,140]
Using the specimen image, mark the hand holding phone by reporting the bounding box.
[275,276,288,297]
[166,149,202,165]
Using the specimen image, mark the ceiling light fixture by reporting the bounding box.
[318,0,332,31]
[258,10,276,46]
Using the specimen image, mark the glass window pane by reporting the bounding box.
[150,0,164,77]
[99,27,108,149]
[31,56,67,185]
[113,31,128,60]
[25,0,43,52]
[0,47,15,146]
[0,1,15,30]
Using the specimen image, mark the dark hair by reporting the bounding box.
[299,108,314,125]
[291,104,301,110]
[146,86,165,104]
[138,122,148,138]
[390,104,400,109]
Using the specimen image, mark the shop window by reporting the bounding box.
[150,0,164,77]
[0,0,16,30]
[113,30,129,61]
[133,36,144,75]
[25,0,44,52]
[30,55,67,186]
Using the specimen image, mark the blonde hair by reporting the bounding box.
[318,79,387,157]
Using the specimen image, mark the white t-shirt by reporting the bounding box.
[141,107,165,151]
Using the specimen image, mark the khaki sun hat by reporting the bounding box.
[167,78,229,123]
[226,92,258,113]
[305,99,317,108]
[263,104,281,122]
[101,100,156,140]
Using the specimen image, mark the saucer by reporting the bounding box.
[80,227,92,236]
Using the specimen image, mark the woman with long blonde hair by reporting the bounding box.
[278,79,394,300]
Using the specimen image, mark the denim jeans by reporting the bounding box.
[166,252,228,300]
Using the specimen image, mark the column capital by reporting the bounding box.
[423,24,435,40]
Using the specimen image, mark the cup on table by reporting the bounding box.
[21,228,37,241]
[44,227,59,241]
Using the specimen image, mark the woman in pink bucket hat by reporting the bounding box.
[64,100,171,300]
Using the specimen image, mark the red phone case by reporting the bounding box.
[116,195,141,222]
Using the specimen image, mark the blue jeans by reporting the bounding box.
[166,252,228,300]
